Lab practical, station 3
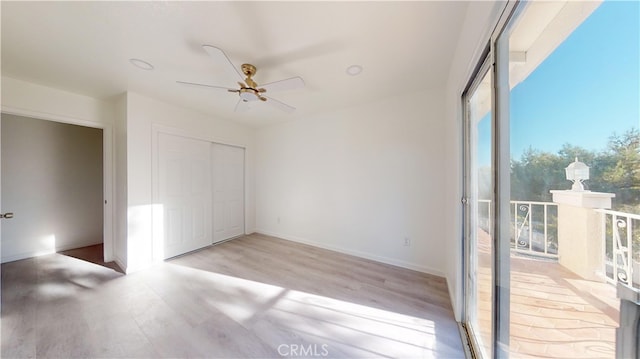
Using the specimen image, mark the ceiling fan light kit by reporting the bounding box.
[177,45,304,114]
[238,87,266,102]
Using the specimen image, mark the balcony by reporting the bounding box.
[476,197,639,357]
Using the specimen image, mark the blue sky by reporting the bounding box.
[478,0,639,165]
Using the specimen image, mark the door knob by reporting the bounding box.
[0,213,14,219]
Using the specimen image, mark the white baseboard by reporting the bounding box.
[447,275,462,322]
[2,249,55,263]
[1,240,104,264]
[254,229,445,278]
[113,256,127,273]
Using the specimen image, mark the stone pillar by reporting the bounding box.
[550,190,615,282]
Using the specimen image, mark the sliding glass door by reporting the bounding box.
[462,0,636,357]
[463,2,514,358]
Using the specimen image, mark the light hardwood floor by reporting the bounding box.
[1,233,464,358]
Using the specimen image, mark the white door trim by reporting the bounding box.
[0,106,115,262]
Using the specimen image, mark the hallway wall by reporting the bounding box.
[1,114,103,262]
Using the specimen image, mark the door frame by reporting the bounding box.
[151,124,247,261]
[0,106,115,262]
[461,49,493,358]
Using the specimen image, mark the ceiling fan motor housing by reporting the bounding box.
[238,64,266,101]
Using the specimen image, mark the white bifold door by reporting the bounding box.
[157,134,244,259]
[212,143,245,243]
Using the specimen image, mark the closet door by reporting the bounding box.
[212,143,245,243]
[158,133,212,259]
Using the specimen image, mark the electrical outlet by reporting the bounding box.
[404,237,411,247]
[277,216,281,224]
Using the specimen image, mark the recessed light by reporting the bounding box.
[129,58,154,70]
[346,64,363,76]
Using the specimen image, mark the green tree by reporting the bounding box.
[601,128,640,211]
[511,147,568,202]
[510,128,640,212]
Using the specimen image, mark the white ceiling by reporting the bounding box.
[1,1,469,127]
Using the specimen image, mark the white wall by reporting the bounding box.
[255,91,446,275]
[1,114,103,262]
[443,1,506,321]
[124,92,255,272]
[1,76,114,124]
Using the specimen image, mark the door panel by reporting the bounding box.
[212,143,245,243]
[227,200,243,231]
[158,133,212,259]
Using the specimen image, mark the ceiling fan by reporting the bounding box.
[177,45,305,113]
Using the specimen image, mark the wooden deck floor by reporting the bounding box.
[509,255,618,358]
[477,229,619,358]
[2,233,464,358]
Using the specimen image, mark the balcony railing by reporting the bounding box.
[512,200,559,258]
[478,198,639,289]
[596,209,640,288]
[477,200,559,259]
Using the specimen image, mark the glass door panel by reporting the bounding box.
[464,66,493,359]
[503,1,632,357]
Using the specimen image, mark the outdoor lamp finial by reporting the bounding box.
[565,157,590,192]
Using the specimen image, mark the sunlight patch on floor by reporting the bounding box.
[165,262,445,358]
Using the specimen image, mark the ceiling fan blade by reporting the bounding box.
[234,99,250,113]
[202,45,243,81]
[265,96,295,113]
[176,80,235,91]
[261,76,305,93]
